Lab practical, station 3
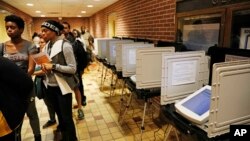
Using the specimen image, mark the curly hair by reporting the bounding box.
[5,14,25,29]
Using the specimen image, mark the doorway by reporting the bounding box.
[108,12,117,38]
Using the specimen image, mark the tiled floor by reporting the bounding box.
[21,62,179,141]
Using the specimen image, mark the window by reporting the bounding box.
[231,9,250,49]
[177,14,222,52]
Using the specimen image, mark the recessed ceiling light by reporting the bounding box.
[1,10,7,13]
[94,0,100,1]
[36,11,41,13]
[87,5,93,8]
[26,3,34,6]
[81,11,86,13]
[41,15,45,17]
[77,15,82,17]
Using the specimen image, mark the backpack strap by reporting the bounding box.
[61,39,67,56]
[60,39,68,64]
[0,43,4,56]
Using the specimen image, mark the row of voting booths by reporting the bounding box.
[93,37,250,141]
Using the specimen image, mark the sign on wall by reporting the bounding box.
[239,28,250,49]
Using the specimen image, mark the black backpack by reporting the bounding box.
[72,39,91,71]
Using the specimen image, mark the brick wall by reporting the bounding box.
[90,0,176,42]
[89,12,108,38]
[29,0,176,42]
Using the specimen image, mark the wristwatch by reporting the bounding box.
[52,64,56,70]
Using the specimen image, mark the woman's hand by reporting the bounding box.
[41,63,53,73]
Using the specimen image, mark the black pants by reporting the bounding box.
[46,86,77,141]
[25,95,40,136]
[76,69,86,102]
[43,92,56,121]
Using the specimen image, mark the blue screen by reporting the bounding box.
[182,89,211,116]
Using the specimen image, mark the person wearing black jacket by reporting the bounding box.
[0,56,33,140]
[62,22,85,120]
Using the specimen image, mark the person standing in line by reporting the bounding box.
[33,37,57,128]
[62,22,85,119]
[0,56,33,141]
[80,26,88,46]
[72,28,89,106]
[81,26,95,69]
[1,14,41,141]
[32,32,41,50]
[40,20,78,141]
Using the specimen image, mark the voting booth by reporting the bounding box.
[158,51,209,141]
[108,42,146,96]
[95,38,114,81]
[96,38,118,59]
[106,39,120,63]
[135,47,175,89]
[115,43,124,72]
[95,38,123,90]
[107,40,135,98]
[160,51,209,105]
[162,60,250,141]
[119,47,175,138]
[94,38,110,56]
[115,42,144,71]
[94,38,110,61]
[121,43,154,77]
[107,40,134,65]
[206,60,250,138]
[116,43,154,103]
[118,43,155,111]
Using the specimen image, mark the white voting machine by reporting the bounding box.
[108,40,134,65]
[121,43,154,77]
[208,60,250,137]
[175,85,211,125]
[121,47,175,133]
[176,60,250,138]
[95,38,118,59]
[94,38,109,56]
[115,42,143,71]
[161,51,209,105]
[135,47,175,89]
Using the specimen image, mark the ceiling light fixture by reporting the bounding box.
[1,10,7,13]
[26,3,34,6]
[81,11,86,13]
[36,11,41,13]
[87,5,93,8]
[59,0,63,20]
